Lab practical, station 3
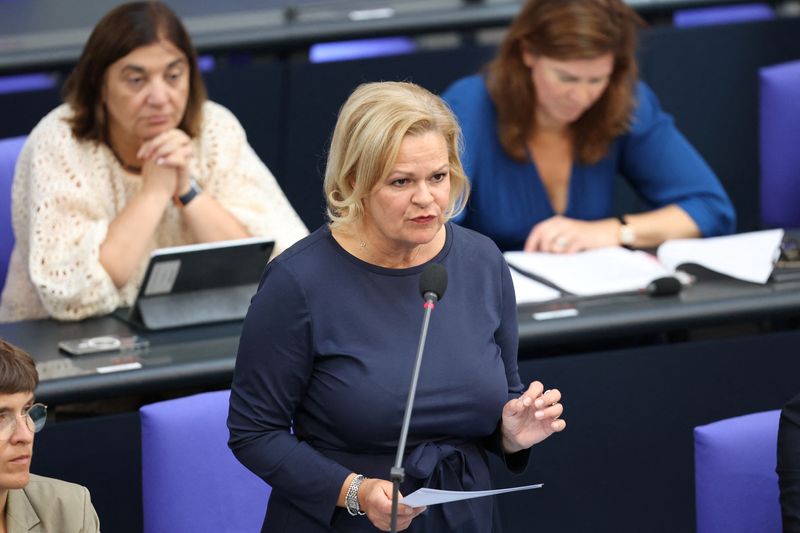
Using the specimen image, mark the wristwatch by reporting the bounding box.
[174,178,202,207]
[618,215,635,248]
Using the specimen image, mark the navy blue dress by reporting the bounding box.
[228,223,529,532]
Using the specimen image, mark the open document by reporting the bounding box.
[504,229,785,297]
[657,229,783,284]
[401,483,543,507]
[505,247,669,297]
[509,268,562,304]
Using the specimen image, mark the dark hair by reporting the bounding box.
[62,1,207,143]
[486,0,644,164]
[0,339,39,394]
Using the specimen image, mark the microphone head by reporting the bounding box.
[646,276,682,297]
[420,263,448,302]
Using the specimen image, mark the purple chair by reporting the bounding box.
[0,135,26,293]
[694,410,782,533]
[140,390,271,533]
[760,59,800,229]
[673,3,774,27]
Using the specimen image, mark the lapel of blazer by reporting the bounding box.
[5,488,40,532]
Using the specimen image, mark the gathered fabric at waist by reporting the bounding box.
[319,439,494,532]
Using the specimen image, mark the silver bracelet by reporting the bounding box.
[345,474,366,516]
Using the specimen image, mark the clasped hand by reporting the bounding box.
[136,129,194,199]
[501,380,566,454]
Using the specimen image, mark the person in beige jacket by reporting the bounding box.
[0,339,100,532]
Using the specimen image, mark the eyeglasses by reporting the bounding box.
[0,403,47,441]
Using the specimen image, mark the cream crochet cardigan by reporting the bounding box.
[0,101,308,322]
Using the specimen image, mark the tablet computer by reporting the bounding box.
[115,236,274,330]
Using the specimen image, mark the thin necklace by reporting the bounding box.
[358,236,425,266]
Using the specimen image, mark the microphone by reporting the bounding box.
[390,263,448,533]
[533,274,683,315]
[644,276,682,297]
[419,262,448,303]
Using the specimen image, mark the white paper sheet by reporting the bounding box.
[401,483,543,507]
[509,268,562,304]
[505,247,670,296]
[656,229,784,284]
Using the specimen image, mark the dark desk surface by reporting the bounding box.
[2,268,799,406]
[517,266,800,350]
[0,317,242,405]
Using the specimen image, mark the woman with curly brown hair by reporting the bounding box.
[442,0,735,253]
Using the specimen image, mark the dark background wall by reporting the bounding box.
[4,18,799,234]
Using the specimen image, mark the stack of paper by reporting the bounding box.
[504,229,785,298]
[508,268,562,304]
[506,247,669,297]
[657,229,783,284]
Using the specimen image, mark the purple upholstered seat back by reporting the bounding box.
[0,135,26,293]
[694,410,781,533]
[140,389,271,533]
[673,3,774,27]
[760,60,800,229]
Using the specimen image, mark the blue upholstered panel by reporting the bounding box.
[760,60,800,229]
[694,410,781,533]
[140,390,271,533]
[674,3,774,28]
[0,135,26,293]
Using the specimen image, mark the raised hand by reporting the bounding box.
[501,380,566,453]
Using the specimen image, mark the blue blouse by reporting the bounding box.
[442,75,736,251]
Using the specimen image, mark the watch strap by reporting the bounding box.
[617,215,635,249]
[174,178,201,207]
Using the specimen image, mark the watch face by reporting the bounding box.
[620,224,636,246]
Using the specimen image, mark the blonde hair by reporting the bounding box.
[324,81,470,227]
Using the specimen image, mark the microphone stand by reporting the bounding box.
[390,292,438,533]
